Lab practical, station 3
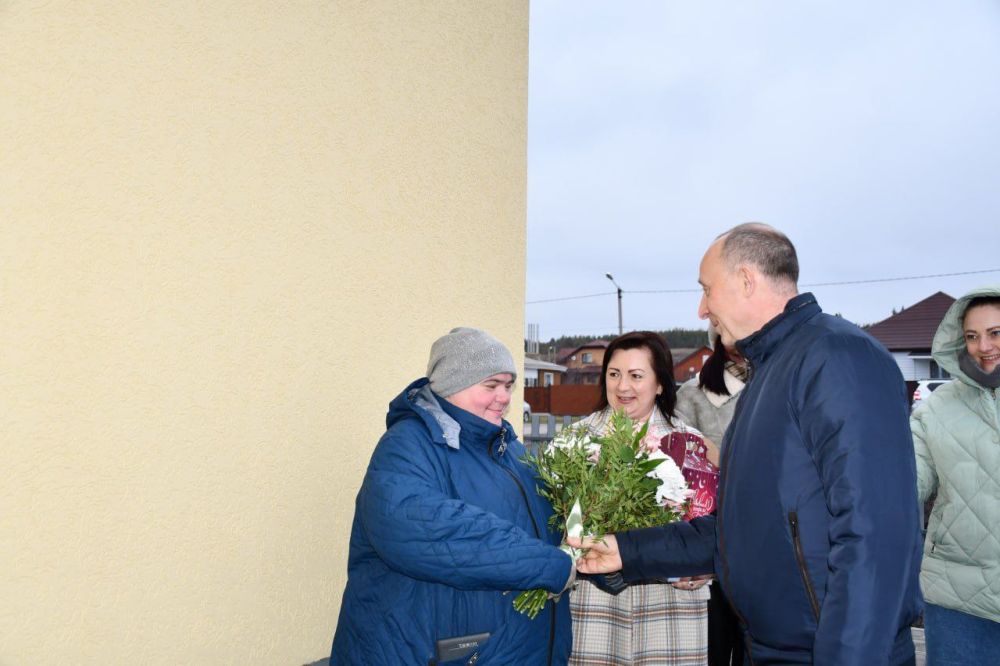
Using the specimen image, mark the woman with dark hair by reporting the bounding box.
[569,331,720,666]
[912,288,1000,664]
[675,329,748,666]
[675,331,747,449]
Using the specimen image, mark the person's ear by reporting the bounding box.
[738,265,755,296]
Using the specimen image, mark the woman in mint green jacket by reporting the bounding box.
[912,286,1000,665]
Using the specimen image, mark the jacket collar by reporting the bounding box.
[435,389,506,449]
[736,292,821,366]
[388,378,508,451]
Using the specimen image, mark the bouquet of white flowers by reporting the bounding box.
[512,410,692,618]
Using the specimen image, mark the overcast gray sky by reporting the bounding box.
[525,1,1000,339]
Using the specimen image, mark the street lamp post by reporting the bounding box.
[605,273,623,335]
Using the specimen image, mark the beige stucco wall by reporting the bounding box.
[0,2,527,663]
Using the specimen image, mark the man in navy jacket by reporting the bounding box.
[572,224,923,665]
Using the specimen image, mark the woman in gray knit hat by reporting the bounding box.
[331,327,574,666]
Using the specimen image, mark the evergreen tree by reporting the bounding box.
[528,328,710,358]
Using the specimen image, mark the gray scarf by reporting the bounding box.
[958,349,1000,389]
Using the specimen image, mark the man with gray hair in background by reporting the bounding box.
[571,223,924,665]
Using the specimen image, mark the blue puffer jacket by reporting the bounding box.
[330,378,573,665]
[618,293,924,665]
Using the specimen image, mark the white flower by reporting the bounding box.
[548,428,598,457]
[546,433,575,455]
[644,450,692,506]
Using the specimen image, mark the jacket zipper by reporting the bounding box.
[491,428,556,666]
[715,376,756,665]
[788,512,821,620]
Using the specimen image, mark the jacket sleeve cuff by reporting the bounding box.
[546,552,577,602]
[584,572,628,595]
[560,555,577,593]
[618,516,717,583]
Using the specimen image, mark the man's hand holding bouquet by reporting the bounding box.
[512,410,692,618]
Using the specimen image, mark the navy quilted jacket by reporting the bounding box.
[330,379,572,665]
[618,294,924,665]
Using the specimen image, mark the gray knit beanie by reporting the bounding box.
[427,327,517,397]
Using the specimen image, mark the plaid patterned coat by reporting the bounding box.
[569,408,718,666]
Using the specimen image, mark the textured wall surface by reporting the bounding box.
[0,2,527,662]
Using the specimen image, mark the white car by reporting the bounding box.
[911,379,951,410]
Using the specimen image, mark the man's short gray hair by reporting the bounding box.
[718,223,799,287]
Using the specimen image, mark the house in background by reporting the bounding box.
[526,341,715,417]
[558,340,609,384]
[866,291,955,384]
[552,340,715,385]
[524,357,567,387]
[672,345,713,383]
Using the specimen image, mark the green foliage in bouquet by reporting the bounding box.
[511,410,688,619]
[527,410,683,540]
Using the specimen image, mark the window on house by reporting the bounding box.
[525,377,538,387]
[582,352,593,363]
[929,361,951,380]
[543,372,554,387]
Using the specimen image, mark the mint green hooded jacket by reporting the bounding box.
[911,286,1000,623]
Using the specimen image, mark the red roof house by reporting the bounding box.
[866,292,955,381]
[672,345,713,383]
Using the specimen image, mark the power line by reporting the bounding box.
[526,268,1000,304]
[631,287,699,294]
[526,291,615,304]
[801,268,1000,287]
